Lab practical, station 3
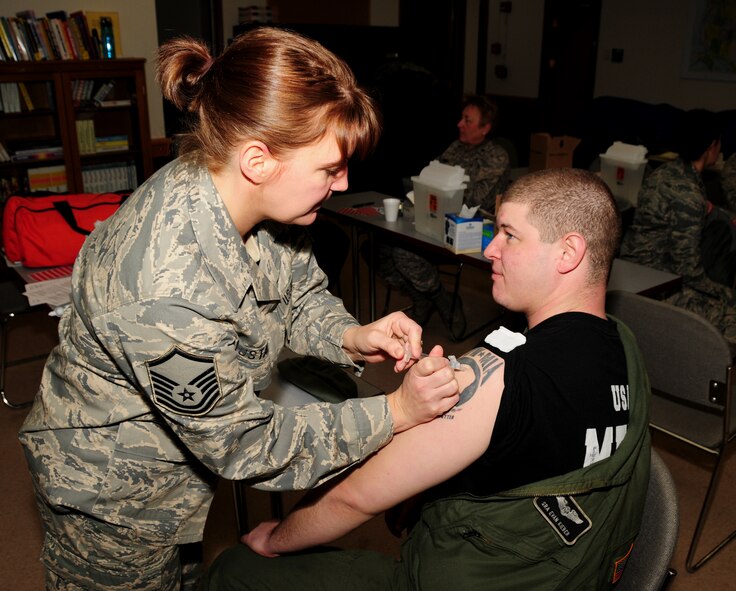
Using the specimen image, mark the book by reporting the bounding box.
[70,11,98,59]
[15,13,44,60]
[47,18,71,60]
[66,16,88,60]
[17,82,33,111]
[0,17,19,61]
[98,98,132,108]
[38,17,61,60]
[8,17,31,61]
[93,80,116,105]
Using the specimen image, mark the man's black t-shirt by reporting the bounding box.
[437,312,629,497]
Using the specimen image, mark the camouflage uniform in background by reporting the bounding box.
[377,140,510,330]
[723,153,736,213]
[438,138,510,213]
[19,158,394,590]
[620,158,736,348]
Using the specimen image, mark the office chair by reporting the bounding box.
[617,450,678,591]
[0,279,46,409]
[607,290,736,572]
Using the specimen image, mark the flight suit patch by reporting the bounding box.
[146,347,222,416]
[533,495,592,545]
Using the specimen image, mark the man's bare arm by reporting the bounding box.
[243,346,505,556]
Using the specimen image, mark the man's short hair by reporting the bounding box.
[463,95,499,128]
[501,168,621,283]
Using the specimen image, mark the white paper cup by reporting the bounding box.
[383,198,400,222]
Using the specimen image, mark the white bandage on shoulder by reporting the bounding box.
[484,326,527,353]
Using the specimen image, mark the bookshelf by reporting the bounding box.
[0,59,152,199]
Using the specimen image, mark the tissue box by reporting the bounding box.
[529,133,581,171]
[482,220,494,250]
[444,214,483,254]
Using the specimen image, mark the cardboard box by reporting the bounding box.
[529,133,581,171]
[444,214,483,254]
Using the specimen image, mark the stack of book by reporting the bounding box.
[0,82,21,112]
[0,9,113,62]
[75,119,95,154]
[27,164,67,192]
[95,135,129,153]
[12,144,64,161]
[0,81,39,112]
[82,162,137,193]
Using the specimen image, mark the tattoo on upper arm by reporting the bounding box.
[441,347,502,419]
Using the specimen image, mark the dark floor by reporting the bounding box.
[2,248,736,589]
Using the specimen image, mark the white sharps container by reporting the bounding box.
[599,142,648,209]
[411,160,468,241]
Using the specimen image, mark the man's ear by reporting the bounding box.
[557,232,586,274]
[239,141,278,184]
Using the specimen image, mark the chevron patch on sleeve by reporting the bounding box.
[146,347,222,416]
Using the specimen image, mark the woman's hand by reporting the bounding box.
[342,311,423,373]
[241,520,281,558]
[387,345,460,433]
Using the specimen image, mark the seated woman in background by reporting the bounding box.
[620,109,736,351]
[374,96,511,336]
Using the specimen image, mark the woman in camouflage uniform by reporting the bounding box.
[19,29,460,590]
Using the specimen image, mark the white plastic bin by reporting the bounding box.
[599,142,648,209]
[411,161,468,241]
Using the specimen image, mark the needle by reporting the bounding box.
[402,343,465,370]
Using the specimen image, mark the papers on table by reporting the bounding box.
[23,276,72,308]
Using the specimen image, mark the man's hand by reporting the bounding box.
[241,520,281,558]
[387,345,459,433]
[342,311,422,372]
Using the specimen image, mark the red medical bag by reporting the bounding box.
[2,192,127,267]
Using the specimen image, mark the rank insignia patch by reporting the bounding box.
[146,347,222,416]
[534,495,592,545]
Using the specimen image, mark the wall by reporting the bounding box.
[478,0,734,112]
[4,1,165,139]
[483,0,545,99]
[221,0,397,36]
[595,0,734,111]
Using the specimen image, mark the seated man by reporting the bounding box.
[205,169,651,590]
[375,96,511,335]
[620,109,736,348]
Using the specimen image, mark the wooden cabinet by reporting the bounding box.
[0,59,152,199]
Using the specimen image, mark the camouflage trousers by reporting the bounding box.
[36,494,202,591]
[374,243,441,294]
[667,286,736,354]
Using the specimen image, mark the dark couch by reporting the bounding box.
[574,96,736,171]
